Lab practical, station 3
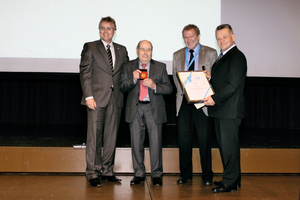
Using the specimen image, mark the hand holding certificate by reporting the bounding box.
[177,70,214,107]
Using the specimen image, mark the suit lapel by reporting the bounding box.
[148,60,157,98]
[198,45,207,70]
[149,60,156,79]
[133,59,140,90]
[113,43,121,73]
[198,46,206,69]
[212,46,237,72]
[179,49,186,71]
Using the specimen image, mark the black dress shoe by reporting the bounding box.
[212,184,237,193]
[152,177,162,186]
[214,181,241,188]
[89,178,101,187]
[214,181,223,186]
[202,179,213,186]
[101,175,122,182]
[130,177,145,185]
[177,177,192,184]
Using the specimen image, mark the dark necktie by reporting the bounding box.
[217,52,223,63]
[139,64,148,101]
[189,49,194,71]
[106,45,113,72]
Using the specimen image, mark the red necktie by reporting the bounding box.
[139,64,147,101]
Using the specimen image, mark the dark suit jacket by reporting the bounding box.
[119,58,173,124]
[208,46,247,119]
[80,40,129,108]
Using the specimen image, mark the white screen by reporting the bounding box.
[0,0,221,74]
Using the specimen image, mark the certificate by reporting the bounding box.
[177,70,214,104]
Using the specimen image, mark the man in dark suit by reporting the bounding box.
[119,40,172,186]
[173,24,217,185]
[203,24,247,193]
[79,16,129,187]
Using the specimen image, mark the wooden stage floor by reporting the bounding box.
[0,174,299,200]
[0,124,299,199]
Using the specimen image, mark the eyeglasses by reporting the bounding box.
[138,48,152,52]
[99,27,115,31]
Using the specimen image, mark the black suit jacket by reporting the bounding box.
[119,58,173,124]
[208,46,247,119]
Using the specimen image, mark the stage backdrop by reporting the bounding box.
[1,0,300,77]
[0,1,299,141]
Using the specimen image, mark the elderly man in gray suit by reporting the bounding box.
[80,16,129,187]
[173,24,217,185]
[120,40,172,186]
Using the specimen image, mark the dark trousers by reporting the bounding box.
[178,97,213,180]
[129,103,163,178]
[85,94,121,180]
[214,118,241,187]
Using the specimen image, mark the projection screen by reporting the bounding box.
[0,0,220,74]
[1,0,299,77]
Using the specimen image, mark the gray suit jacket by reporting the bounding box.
[119,58,173,124]
[80,40,129,108]
[172,45,217,116]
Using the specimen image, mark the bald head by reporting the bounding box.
[136,40,153,64]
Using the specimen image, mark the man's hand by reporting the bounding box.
[133,69,141,81]
[142,78,156,90]
[203,96,215,106]
[86,98,97,110]
[203,70,211,79]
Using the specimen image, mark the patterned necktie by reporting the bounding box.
[106,45,113,72]
[188,49,194,71]
[139,64,148,101]
[217,52,223,63]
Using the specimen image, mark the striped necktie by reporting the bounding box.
[106,45,113,72]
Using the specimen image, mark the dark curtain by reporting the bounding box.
[244,77,300,129]
[0,72,299,129]
[0,73,86,124]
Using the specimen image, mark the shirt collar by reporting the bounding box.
[138,60,150,69]
[101,39,113,49]
[189,43,201,52]
[222,44,236,55]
